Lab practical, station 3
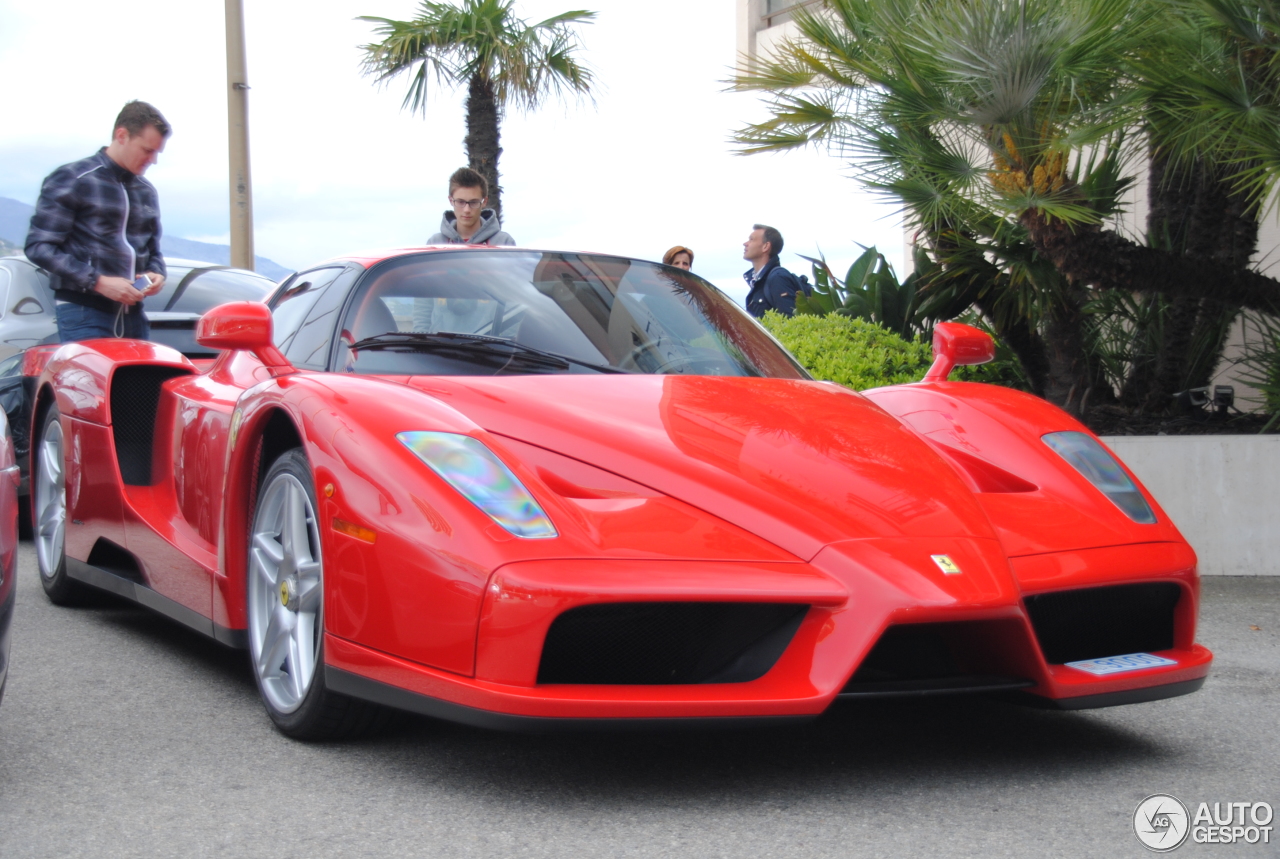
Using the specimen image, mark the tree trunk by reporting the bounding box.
[1040,282,1094,414]
[1144,295,1199,411]
[1018,208,1280,317]
[974,294,1050,398]
[1141,150,1261,406]
[1142,149,1194,410]
[922,221,1052,397]
[464,74,504,221]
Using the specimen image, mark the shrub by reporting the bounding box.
[760,311,933,390]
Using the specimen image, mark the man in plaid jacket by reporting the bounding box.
[25,101,170,342]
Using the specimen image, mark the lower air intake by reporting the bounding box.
[841,620,1035,698]
[1024,582,1181,664]
[537,601,808,685]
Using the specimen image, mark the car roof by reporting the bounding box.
[307,245,631,270]
[3,254,271,280]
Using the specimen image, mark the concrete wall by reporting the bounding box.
[1102,435,1280,576]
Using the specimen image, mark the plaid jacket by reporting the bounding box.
[25,148,165,312]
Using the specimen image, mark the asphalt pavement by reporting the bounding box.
[1,538,1277,859]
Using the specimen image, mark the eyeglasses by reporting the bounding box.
[450,198,484,210]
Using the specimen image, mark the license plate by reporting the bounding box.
[1065,652,1177,675]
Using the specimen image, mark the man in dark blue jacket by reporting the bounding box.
[743,223,805,318]
[25,101,170,342]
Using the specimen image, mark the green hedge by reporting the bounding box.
[760,311,934,390]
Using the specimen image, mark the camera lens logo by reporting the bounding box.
[1135,794,1191,852]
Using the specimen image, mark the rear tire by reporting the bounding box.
[32,404,86,605]
[247,448,385,739]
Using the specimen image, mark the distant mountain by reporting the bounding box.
[0,196,292,280]
[158,236,292,280]
[0,197,35,253]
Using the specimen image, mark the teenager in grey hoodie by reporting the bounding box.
[426,167,515,246]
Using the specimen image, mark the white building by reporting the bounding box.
[736,1,809,63]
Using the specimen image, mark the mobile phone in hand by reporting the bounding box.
[133,275,150,291]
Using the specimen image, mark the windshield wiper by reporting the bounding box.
[348,331,630,374]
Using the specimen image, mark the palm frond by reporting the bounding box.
[359,0,596,115]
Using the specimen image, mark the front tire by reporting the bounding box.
[247,448,383,739]
[32,404,84,605]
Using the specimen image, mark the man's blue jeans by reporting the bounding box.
[55,301,150,343]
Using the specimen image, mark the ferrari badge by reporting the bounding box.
[931,554,963,575]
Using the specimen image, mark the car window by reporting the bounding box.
[337,251,808,378]
[0,352,22,378]
[164,268,274,313]
[271,268,345,354]
[283,268,355,370]
[0,260,52,319]
[150,265,195,309]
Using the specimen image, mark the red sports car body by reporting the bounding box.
[30,248,1210,738]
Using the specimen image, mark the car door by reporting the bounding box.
[0,259,57,359]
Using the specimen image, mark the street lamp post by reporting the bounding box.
[225,0,255,270]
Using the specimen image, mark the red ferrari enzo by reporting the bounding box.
[30,248,1211,739]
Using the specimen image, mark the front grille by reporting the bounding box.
[849,624,958,683]
[537,601,808,685]
[840,620,1034,697]
[1024,582,1181,664]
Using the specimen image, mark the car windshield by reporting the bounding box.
[154,266,275,313]
[337,250,807,378]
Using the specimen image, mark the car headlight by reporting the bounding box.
[397,431,557,538]
[1042,431,1156,524]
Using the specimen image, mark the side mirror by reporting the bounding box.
[196,301,294,375]
[922,322,995,382]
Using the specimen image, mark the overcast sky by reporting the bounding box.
[0,0,903,302]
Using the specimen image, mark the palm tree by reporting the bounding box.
[734,0,1143,406]
[360,0,596,221]
[733,0,1280,413]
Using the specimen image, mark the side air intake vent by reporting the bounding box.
[537,602,808,685]
[110,365,190,485]
[1024,582,1181,664]
[86,538,145,583]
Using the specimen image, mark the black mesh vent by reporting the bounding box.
[848,624,959,685]
[110,365,190,486]
[537,602,808,685]
[840,620,1036,697]
[1024,582,1181,664]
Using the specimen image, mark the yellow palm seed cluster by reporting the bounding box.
[988,134,1066,197]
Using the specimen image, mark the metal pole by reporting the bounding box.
[225,0,255,270]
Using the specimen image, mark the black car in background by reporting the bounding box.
[0,255,277,360]
[0,256,278,495]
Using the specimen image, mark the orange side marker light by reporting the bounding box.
[332,518,377,544]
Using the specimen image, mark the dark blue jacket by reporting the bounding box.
[745,257,805,318]
[25,148,165,313]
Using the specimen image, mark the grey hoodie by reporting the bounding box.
[427,208,515,245]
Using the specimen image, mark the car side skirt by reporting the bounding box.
[0,586,14,707]
[324,666,817,734]
[66,559,247,649]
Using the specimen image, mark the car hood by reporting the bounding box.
[400,375,996,561]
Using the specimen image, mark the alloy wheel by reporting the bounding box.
[33,412,66,578]
[248,468,323,715]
